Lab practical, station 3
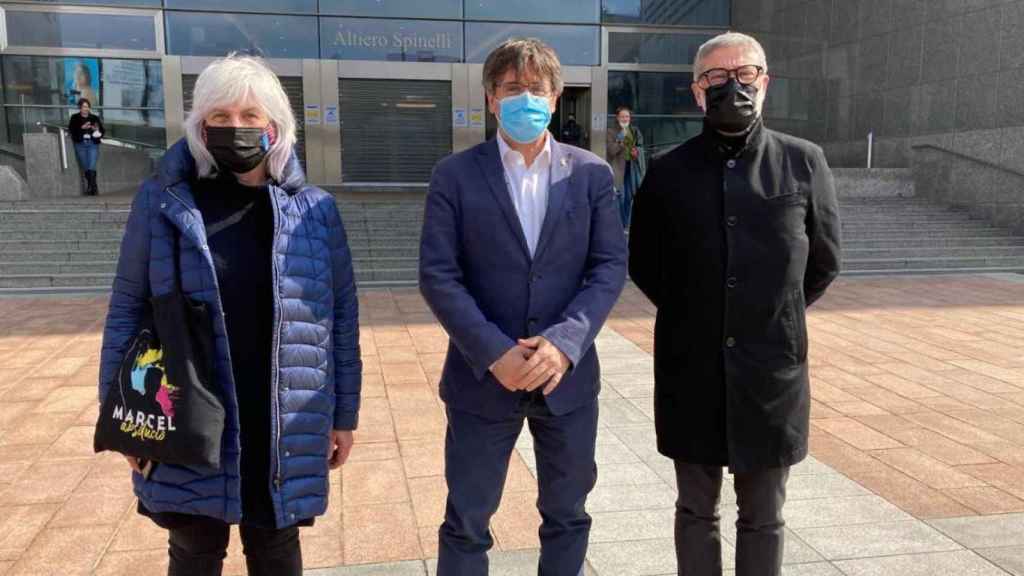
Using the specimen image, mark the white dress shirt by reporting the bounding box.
[497,132,552,257]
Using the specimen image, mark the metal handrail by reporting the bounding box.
[35,121,165,152]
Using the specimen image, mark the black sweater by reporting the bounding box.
[193,174,278,528]
[68,113,104,144]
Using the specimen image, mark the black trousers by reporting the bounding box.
[673,462,790,576]
[166,515,302,576]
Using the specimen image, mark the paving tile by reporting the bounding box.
[811,418,904,450]
[586,538,678,576]
[93,549,169,576]
[871,448,988,489]
[794,521,962,560]
[929,513,1024,548]
[0,504,60,561]
[975,545,1024,576]
[342,458,409,507]
[942,486,1024,515]
[588,508,674,543]
[8,525,116,575]
[0,458,91,506]
[585,483,677,514]
[343,502,422,565]
[833,550,1007,575]
[407,476,446,528]
[782,495,913,529]
[491,490,541,551]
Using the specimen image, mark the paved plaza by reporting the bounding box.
[0,275,1023,574]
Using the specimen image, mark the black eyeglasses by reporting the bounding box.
[496,81,553,97]
[697,65,764,89]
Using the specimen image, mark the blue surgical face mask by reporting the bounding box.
[498,91,552,144]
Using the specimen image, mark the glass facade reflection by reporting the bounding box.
[165,12,319,59]
[164,0,316,13]
[466,22,600,66]
[602,0,729,26]
[465,0,600,24]
[5,10,157,51]
[609,71,702,154]
[320,0,462,19]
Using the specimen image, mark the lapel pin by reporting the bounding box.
[560,157,568,168]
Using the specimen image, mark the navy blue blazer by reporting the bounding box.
[419,137,628,419]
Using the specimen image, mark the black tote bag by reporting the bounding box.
[94,231,225,469]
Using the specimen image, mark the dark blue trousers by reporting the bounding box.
[437,393,598,576]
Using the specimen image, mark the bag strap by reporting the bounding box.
[171,224,183,293]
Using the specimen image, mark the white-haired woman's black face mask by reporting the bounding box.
[705,79,760,134]
[205,126,271,174]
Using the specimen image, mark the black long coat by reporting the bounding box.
[628,122,841,473]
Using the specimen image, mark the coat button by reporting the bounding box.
[284,451,291,457]
[726,277,738,289]
[727,159,737,168]
[726,216,738,227]
[725,337,736,348]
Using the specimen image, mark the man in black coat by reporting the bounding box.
[628,32,841,576]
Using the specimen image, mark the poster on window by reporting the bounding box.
[64,58,100,107]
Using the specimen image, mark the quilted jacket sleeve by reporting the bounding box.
[98,183,153,403]
[325,197,362,430]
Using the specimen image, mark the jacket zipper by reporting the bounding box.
[268,188,285,492]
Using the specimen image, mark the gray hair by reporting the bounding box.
[184,54,298,182]
[482,38,564,96]
[693,32,768,76]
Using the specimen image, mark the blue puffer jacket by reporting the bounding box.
[98,139,362,528]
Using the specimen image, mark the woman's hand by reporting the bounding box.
[328,429,354,469]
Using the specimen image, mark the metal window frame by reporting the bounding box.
[0,3,164,58]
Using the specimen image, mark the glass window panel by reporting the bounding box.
[609,32,713,65]
[602,0,729,26]
[4,11,157,51]
[164,0,316,12]
[320,18,463,62]
[609,71,699,116]
[319,0,462,19]
[466,23,599,66]
[3,56,164,109]
[465,0,599,24]
[165,12,318,59]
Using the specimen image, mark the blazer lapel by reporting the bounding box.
[477,140,531,260]
[533,139,573,263]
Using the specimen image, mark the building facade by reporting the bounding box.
[732,0,1024,171]
[0,0,729,187]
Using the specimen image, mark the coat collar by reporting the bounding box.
[475,135,575,263]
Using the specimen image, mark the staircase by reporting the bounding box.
[2,168,1024,294]
[834,168,1024,275]
[0,196,423,294]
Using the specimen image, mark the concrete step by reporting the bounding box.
[0,250,122,263]
[844,255,1024,271]
[0,229,125,242]
[841,223,1013,234]
[844,246,1024,259]
[845,236,1024,249]
[0,261,115,275]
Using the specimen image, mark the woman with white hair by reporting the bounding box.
[98,54,362,575]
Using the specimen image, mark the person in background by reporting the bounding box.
[561,112,584,147]
[68,98,104,196]
[606,106,646,230]
[98,54,362,576]
[628,32,842,576]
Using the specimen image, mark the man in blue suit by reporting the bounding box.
[419,38,628,576]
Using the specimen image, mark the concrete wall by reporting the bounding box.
[731,0,1024,169]
[911,144,1024,235]
[24,133,159,198]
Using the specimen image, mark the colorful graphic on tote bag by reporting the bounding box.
[115,330,178,442]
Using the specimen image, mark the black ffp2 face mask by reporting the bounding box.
[704,79,760,134]
[205,126,271,174]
